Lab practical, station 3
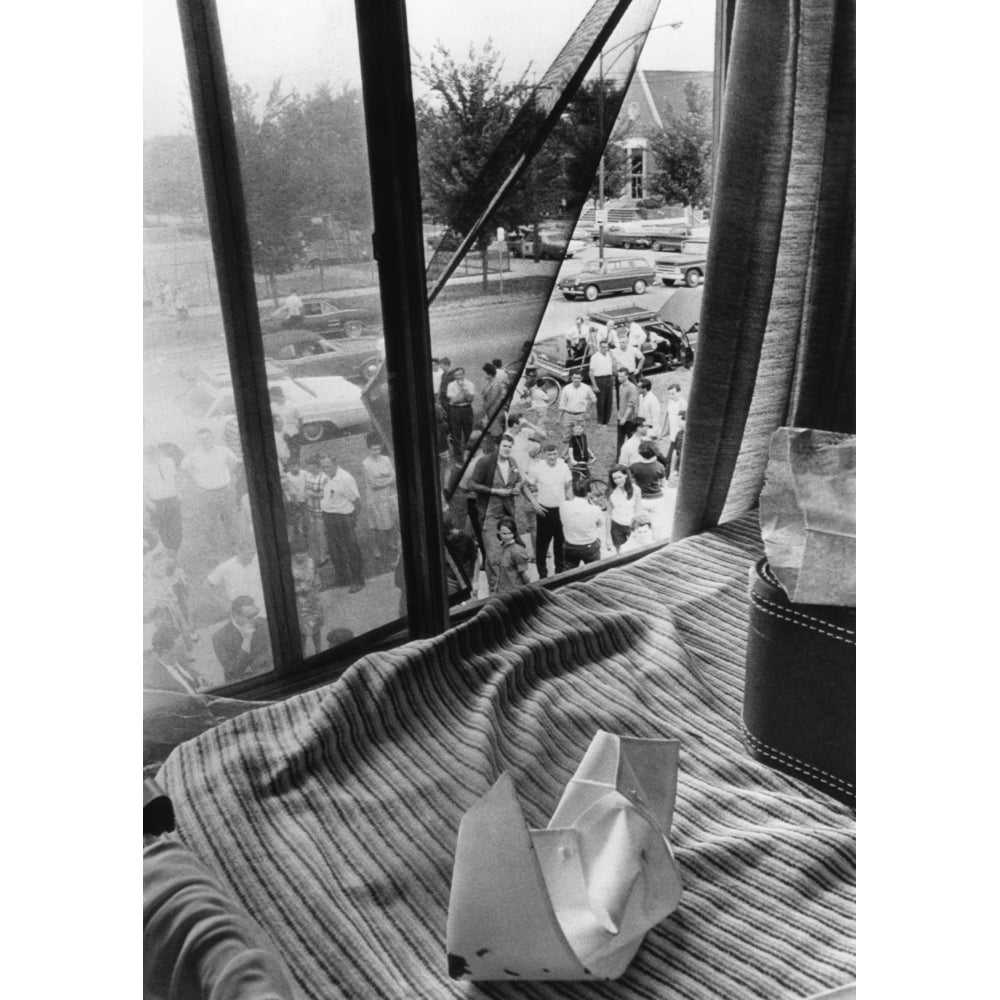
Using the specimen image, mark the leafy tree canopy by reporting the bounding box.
[415,43,630,263]
[555,77,627,209]
[648,81,713,221]
[144,78,374,293]
[414,41,530,244]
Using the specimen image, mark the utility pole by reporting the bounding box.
[595,21,684,266]
[598,50,605,263]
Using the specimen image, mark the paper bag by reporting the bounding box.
[759,427,856,607]
[446,731,682,981]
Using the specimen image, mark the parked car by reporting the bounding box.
[592,221,710,252]
[260,294,377,338]
[170,362,371,450]
[262,329,384,385]
[510,230,587,260]
[644,224,710,253]
[599,229,653,250]
[654,249,709,287]
[587,304,694,372]
[557,256,656,301]
[530,305,692,396]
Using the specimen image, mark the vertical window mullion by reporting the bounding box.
[354,0,449,638]
[175,0,302,677]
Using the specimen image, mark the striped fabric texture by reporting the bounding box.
[158,513,855,999]
[673,0,855,539]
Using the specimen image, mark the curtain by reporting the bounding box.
[672,0,855,541]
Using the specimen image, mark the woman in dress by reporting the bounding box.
[605,464,640,553]
[290,545,323,656]
[362,432,399,559]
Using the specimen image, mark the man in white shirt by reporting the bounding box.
[610,333,644,377]
[588,340,615,425]
[206,541,266,612]
[445,366,477,454]
[507,412,544,470]
[270,385,301,463]
[181,427,240,550]
[636,378,661,439]
[627,320,647,350]
[530,443,573,578]
[559,479,605,569]
[557,371,596,441]
[319,454,366,593]
[284,288,304,327]
[660,381,688,480]
[618,420,647,468]
[507,414,543,549]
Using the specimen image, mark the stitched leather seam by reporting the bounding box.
[741,720,855,796]
[750,595,855,644]
[752,590,855,635]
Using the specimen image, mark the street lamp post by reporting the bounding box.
[595,21,683,263]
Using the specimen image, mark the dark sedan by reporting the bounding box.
[262,329,384,385]
[260,294,377,338]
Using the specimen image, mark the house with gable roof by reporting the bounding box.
[577,68,714,223]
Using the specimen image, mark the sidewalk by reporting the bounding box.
[164,255,560,322]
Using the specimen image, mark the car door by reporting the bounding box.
[302,300,327,332]
[605,260,625,292]
[321,299,351,335]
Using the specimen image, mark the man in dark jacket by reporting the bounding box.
[211,596,272,683]
[468,433,539,592]
[616,367,640,453]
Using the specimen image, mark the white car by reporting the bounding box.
[166,362,371,449]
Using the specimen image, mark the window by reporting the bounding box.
[630,150,644,199]
[144,0,718,699]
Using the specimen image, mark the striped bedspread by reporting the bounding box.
[157,513,855,999]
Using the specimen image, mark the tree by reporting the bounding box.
[229,80,313,300]
[648,81,713,224]
[287,84,373,229]
[143,134,205,220]
[415,41,530,290]
[555,77,627,210]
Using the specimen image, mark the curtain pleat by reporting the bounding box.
[673,0,855,540]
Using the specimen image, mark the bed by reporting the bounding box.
[151,511,856,999]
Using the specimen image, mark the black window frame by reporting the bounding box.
[168,0,734,700]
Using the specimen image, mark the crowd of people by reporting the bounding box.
[143,413,398,690]
[143,314,686,691]
[435,317,687,599]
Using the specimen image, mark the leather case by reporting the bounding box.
[742,558,855,806]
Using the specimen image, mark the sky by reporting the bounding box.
[143,0,716,138]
